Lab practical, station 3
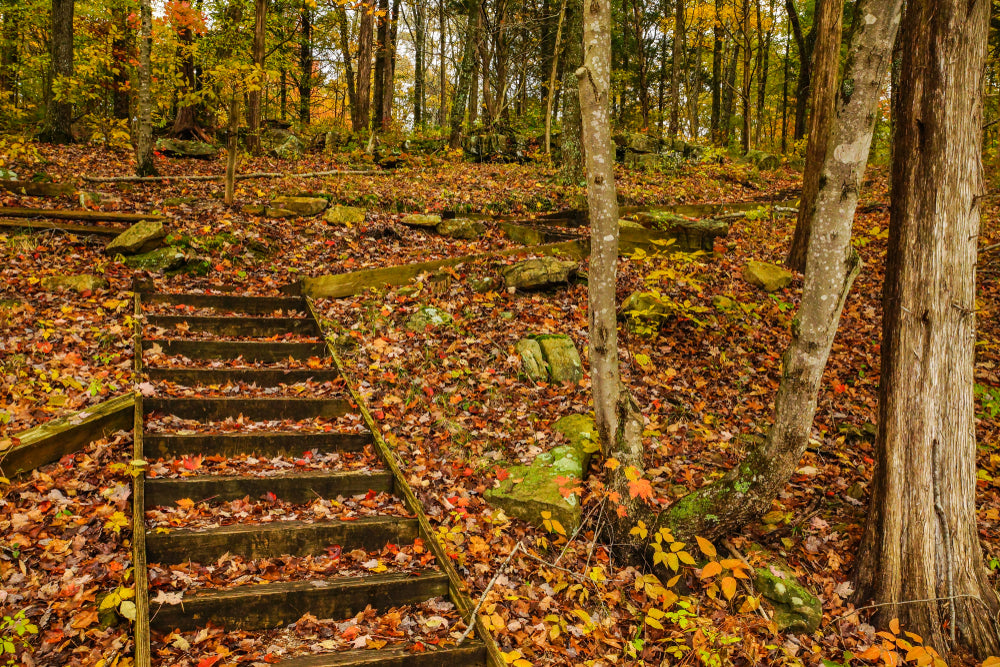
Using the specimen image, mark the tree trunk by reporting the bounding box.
[669,0,684,137]
[382,0,400,131]
[854,0,1000,656]
[653,0,903,545]
[224,93,239,206]
[357,2,374,134]
[414,3,425,128]
[754,0,771,147]
[780,16,789,152]
[739,0,752,154]
[247,0,267,155]
[709,0,723,143]
[448,0,480,149]
[438,0,446,125]
[133,0,156,177]
[720,42,738,145]
[336,5,360,132]
[172,23,203,139]
[544,0,568,154]
[786,0,842,271]
[299,4,312,125]
[657,4,666,138]
[373,0,388,130]
[560,0,584,182]
[111,0,131,121]
[0,0,20,101]
[785,0,811,141]
[44,0,74,143]
[686,35,701,139]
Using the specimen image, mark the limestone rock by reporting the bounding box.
[164,196,196,207]
[552,414,599,465]
[324,205,366,226]
[273,134,305,160]
[437,218,485,240]
[271,196,328,217]
[745,149,781,170]
[501,258,577,290]
[534,334,583,383]
[754,564,822,633]
[516,338,548,381]
[469,276,499,293]
[123,247,188,273]
[242,204,265,216]
[40,274,109,293]
[743,260,793,292]
[155,138,217,159]
[401,213,442,228]
[630,212,729,251]
[619,219,646,229]
[406,305,453,331]
[622,291,671,325]
[265,207,298,219]
[105,220,166,255]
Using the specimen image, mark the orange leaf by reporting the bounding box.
[628,478,653,501]
[889,618,901,635]
[700,561,723,579]
[720,576,737,600]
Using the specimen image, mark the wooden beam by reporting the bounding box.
[140,291,306,314]
[0,207,165,223]
[146,315,321,337]
[145,367,343,387]
[0,219,127,236]
[132,292,152,667]
[0,180,75,197]
[0,393,135,478]
[143,338,328,362]
[144,397,354,421]
[277,643,487,666]
[145,469,393,506]
[143,431,372,459]
[149,571,449,632]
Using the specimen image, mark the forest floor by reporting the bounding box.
[2,144,999,666]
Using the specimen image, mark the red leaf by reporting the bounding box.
[197,657,222,667]
[628,478,654,501]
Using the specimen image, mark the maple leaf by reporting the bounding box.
[196,657,223,667]
[628,477,653,501]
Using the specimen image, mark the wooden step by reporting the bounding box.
[145,367,343,387]
[149,570,449,632]
[141,292,307,314]
[276,643,487,667]
[143,339,328,362]
[144,431,372,459]
[146,515,419,563]
[145,469,394,506]
[146,315,321,337]
[144,397,354,422]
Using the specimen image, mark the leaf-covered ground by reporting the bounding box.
[1,145,999,665]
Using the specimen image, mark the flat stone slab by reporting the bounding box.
[105,219,165,255]
[502,257,577,290]
[437,218,485,240]
[743,260,792,292]
[406,305,453,331]
[123,247,188,272]
[401,213,442,228]
[324,205,366,226]
[40,274,109,292]
[272,196,328,217]
[155,138,217,159]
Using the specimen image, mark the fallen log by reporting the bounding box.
[0,180,75,197]
[0,219,126,236]
[82,169,383,183]
[0,207,165,223]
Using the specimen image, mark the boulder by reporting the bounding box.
[501,258,577,290]
[105,219,166,255]
[743,260,793,292]
[163,196,196,207]
[534,334,583,383]
[401,213,442,228]
[552,414,599,464]
[437,218,485,240]
[265,207,298,219]
[406,305,453,331]
[630,212,729,252]
[621,291,671,325]
[273,134,305,160]
[745,149,781,170]
[40,274,109,293]
[242,204,265,216]
[516,338,548,381]
[469,276,499,293]
[619,219,646,229]
[324,205,366,226]
[271,196,328,217]
[712,295,736,311]
[754,563,823,633]
[123,247,188,273]
[155,138,217,159]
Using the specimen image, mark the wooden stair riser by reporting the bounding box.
[149,571,448,632]
[145,470,394,506]
[276,644,487,666]
[143,432,373,459]
[144,397,354,422]
[140,292,307,314]
[143,339,328,362]
[145,367,343,387]
[146,315,321,337]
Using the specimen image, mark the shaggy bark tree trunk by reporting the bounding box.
[382,0,400,130]
[559,0,584,182]
[786,0,842,271]
[372,0,388,130]
[854,0,1000,656]
[448,0,480,149]
[172,24,204,139]
[133,0,156,177]
[224,93,239,206]
[651,0,903,544]
[247,0,267,155]
[44,0,74,143]
[720,42,738,145]
[438,0,446,125]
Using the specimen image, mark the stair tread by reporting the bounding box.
[276,642,486,667]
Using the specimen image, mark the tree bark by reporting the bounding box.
[560,0,584,182]
[438,0,446,125]
[133,0,156,177]
[653,0,903,545]
[247,0,267,155]
[669,0,684,137]
[357,2,374,134]
[709,0,723,143]
[544,0,568,155]
[111,0,132,121]
[413,3,425,128]
[785,0,812,141]
[854,0,1000,656]
[44,0,74,143]
[382,0,400,131]
[720,42,738,145]
[336,5,360,132]
[299,4,312,125]
[224,93,239,206]
[448,0,480,149]
[786,0,842,271]
[0,0,20,101]
[373,0,388,130]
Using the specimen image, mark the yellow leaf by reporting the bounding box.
[677,550,696,566]
[721,576,737,600]
[645,616,663,630]
[700,561,723,579]
[696,536,717,558]
[889,617,900,635]
[605,458,620,470]
[502,650,523,664]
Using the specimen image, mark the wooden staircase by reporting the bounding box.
[131,288,497,667]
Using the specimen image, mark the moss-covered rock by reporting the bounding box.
[406,305,453,331]
[743,260,793,292]
[501,258,577,290]
[105,219,166,255]
[622,291,671,325]
[552,414,599,466]
[469,276,499,293]
[754,563,822,634]
[265,207,298,219]
[516,338,548,381]
[324,205,366,226]
[40,274,109,293]
[271,196,328,217]
[712,295,736,311]
[273,134,305,160]
[437,218,485,240]
[155,138,217,159]
[619,219,646,229]
[123,247,188,273]
[533,334,583,383]
[745,149,781,170]
[401,213,442,228]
